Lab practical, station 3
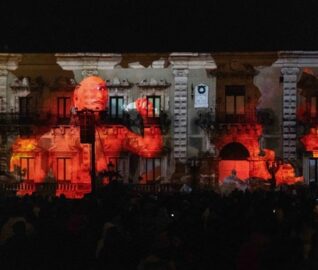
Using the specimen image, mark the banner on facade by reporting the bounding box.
[194,84,209,108]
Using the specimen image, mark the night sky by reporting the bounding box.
[1,0,318,52]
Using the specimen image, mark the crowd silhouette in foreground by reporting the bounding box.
[1,181,318,270]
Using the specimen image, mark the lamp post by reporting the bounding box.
[187,157,201,191]
[266,158,280,191]
[78,109,97,194]
[107,161,115,183]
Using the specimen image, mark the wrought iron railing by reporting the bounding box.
[0,182,182,196]
[0,113,40,125]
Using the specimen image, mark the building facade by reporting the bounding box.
[0,52,317,197]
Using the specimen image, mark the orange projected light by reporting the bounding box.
[73,76,108,111]
[10,76,164,198]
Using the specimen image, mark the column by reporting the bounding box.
[169,53,216,162]
[0,54,22,112]
[172,68,189,161]
[281,67,299,161]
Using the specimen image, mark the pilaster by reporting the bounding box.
[169,53,216,162]
[273,51,318,161]
[0,54,22,112]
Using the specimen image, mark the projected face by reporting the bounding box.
[73,76,108,111]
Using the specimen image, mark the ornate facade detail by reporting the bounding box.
[81,69,99,77]
[50,76,76,91]
[106,77,133,89]
[274,51,318,162]
[210,60,259,78]
[281,67,299,161]
[56,53,122,78]
[136,78,170,89]
[172,68,188,161]
[169,53,216,162]
[0,54,22,113]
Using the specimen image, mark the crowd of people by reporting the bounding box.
[0,181,318,270]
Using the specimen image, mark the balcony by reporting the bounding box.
[99,110,170,132]
[216,104,257,124]
[0,113,40,125]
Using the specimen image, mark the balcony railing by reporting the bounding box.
[216,105,257,123]
[0,182,182,197]
[0,113,40,125]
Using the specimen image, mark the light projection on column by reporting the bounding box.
[10,76,163,198]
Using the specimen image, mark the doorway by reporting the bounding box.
[219,142,250,182]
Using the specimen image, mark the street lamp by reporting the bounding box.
[187,157,201,190]
[107,161,115,182]
[77,109,97,194]
[266,158,281,190]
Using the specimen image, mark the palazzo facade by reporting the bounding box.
[0,52,317,197]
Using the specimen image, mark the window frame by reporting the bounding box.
[56,157,71,182]
[144,158,161,182]
[57,97,71,122]
[146,95,161,118]
[19,157,35,181]
[225,85,246,122]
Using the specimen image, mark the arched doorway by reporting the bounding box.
[219,142,250,182]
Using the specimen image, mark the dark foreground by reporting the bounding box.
[0,182,318,270]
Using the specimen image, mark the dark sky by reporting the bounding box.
[1,0,318,52]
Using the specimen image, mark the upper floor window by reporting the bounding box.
[109,96,124,118]
[147,96,161,118]
[309,158,318,183]
[108,157,126,176]
[309,96,318,118]
[57,157,71,181]
[225,86,245,122]
[57,97,71,123]
[19,96,32,116]
[20,157,35,181]
[142,158,161,182]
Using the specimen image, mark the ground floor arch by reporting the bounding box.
[219,142,250,182]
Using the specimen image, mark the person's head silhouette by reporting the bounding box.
[73,76,108,111]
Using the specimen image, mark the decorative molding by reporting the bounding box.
[137,78,171,89]
[151,59,166,69]
[274,51,318,67]
[210,60,258,78]
[172,67,189,161]
[49,76,77,91]
[0,54,22,71]
[128,62,145,69]
[169,53,217,70]
[281,66,299,161]
[0,54,22,113]
[106,77,133,89]
[55,53,122,75]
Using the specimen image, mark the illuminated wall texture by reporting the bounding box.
[2,52,318,198]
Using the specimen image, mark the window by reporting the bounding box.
[225,86,245,122]
[19,157,35,181]
[108,157,126,176]
[57,158,71,181]
[19,96,32,116]
[309,159,318,183]
[142,158,161,182]
[146,96,161,117]
[308,96,318,118]
[109,97,124,118]
[57,97,71,123]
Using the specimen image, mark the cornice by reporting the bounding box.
[169,53,217,70]
[55,53,122,70]
[0,54,22,70]
[274,51,318,67]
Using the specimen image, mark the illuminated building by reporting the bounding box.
[1,52,318,197]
